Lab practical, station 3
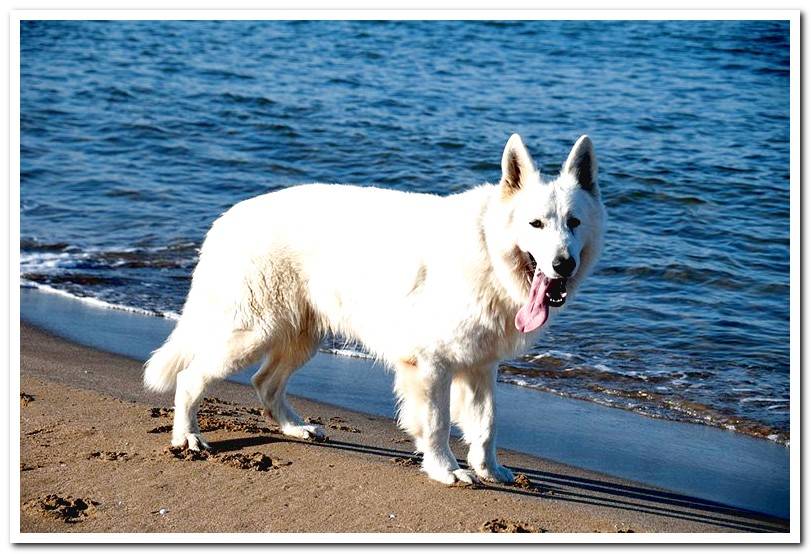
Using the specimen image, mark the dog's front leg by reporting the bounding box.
[451,365,515,484]
[394,357,477,485]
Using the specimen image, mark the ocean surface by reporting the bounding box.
[20,20,791,444]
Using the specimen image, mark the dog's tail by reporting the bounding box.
[143,325,193,393]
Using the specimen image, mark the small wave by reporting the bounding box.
[104,188,144,199]
[21,281,180,320]
[598,262,746,289]
[197,67,256,81]
[100,85,136,101]
[320,347,375,360]
[19,251,70,274]
[740,397,790,404]
[528,349,576,361]
[22,272,127,287]
[128,121,172,136]
[613,188,708,206]
[498,372,788,445]
[19,238,74,252]
[21,240,200,273]
[220,92,275,107]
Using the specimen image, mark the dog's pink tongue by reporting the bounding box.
[515,272,550,333]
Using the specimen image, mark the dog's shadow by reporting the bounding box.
[206,433,788,533]
[208,434,281,452]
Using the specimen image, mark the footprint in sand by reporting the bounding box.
[328,423,361,433]
[162,446,211,461]
[479,518,543,533]
[328,416,360,433]
[390,456,420,467]
[215,452,291,472]
[147,425,173,434]
[29,494,100,523]
[149,407,173,418]
[162,447,292,472]
[196,414,275,434]
[86,451,132,462]
[508,473,555,495]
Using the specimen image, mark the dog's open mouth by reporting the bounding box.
[545,277,568,307]
[515,253,567,333]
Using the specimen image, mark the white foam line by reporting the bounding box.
[320,347,375,360]
[22,281,180,320]
[19,250,77,271]
[529,349,575,361]
[78,242,199,255]
[740,397,790,403]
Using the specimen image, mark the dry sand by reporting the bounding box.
[18,322,788,534]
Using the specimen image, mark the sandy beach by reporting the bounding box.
[17,322,788,535]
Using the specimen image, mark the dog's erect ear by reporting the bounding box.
[500,134,536,197]
[563,135,598,194]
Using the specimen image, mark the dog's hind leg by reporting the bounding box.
[450,365,514,484]
[172,329,267,451]
[172,363,211,450]
[394,357,476,485]
[251,334,323,441]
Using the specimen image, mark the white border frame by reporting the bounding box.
[8,9,800,544]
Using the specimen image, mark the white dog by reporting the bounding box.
[144,134,606,485]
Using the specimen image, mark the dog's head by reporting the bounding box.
[496,134,605,333]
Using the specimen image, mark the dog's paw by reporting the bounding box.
[423,464,480,486]
[475,463,515,484]
[423,466,457,485]
[281,423,326,442]
[171,432,211,451]
[452,468,480,485]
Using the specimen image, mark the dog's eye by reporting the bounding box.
[567,217,581,230]
[529,219,544,229]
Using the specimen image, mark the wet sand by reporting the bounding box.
[18,323,788,534]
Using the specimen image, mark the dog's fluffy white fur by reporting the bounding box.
[144,134,606,485]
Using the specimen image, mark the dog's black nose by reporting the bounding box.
[552,256,576,278]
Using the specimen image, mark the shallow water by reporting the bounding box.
[20,20,790,443]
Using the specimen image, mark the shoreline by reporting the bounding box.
[17,322,788,534]
[21,282,788,448]
[19,285,789,520]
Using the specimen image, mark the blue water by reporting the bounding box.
[19,20,790,443]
